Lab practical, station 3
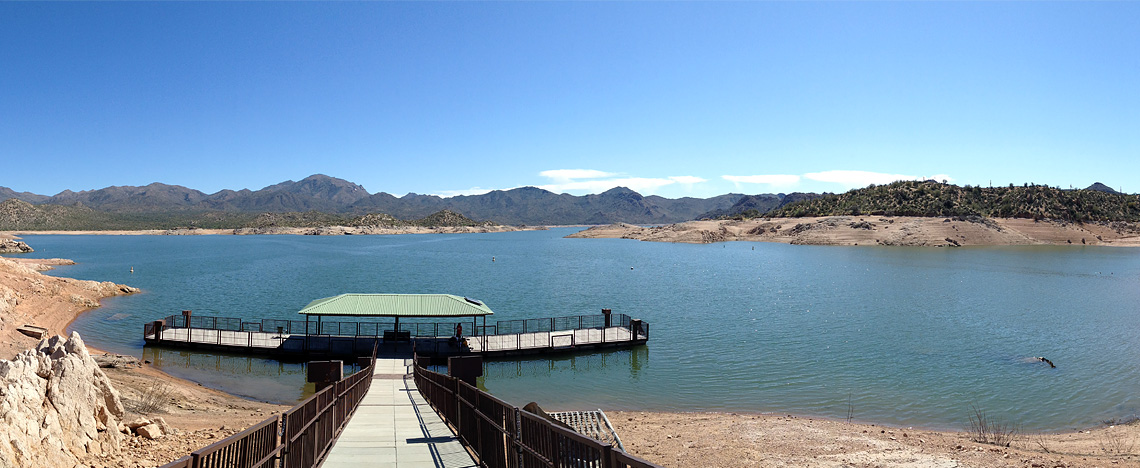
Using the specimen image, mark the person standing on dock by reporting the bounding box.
[451,323,463,347]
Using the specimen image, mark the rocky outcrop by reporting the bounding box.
[0,239,33,253]
[0,332,125,467]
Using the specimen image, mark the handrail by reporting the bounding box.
[158,344,378,468]
[412,354,665,468]
[146,312,647,339]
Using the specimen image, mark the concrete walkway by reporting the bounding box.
[322,359,478,468]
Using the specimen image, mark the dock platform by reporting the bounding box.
[143,312,649,359]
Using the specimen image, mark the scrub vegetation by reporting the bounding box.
[765,180,1140,223]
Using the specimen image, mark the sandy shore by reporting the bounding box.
[613,411,1140,467]
[567,216,1140,247]
[2,224,537,237]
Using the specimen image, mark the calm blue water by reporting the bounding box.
[11,229,1140,432]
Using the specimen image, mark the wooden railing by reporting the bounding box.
[158,346,377,468]
[412,355,665,468]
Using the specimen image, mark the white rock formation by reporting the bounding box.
[0,332,125,467]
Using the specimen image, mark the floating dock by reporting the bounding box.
[143,295,649,360]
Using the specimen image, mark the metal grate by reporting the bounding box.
[548,409,625,451]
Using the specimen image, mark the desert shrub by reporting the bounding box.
[967,405,1018,447]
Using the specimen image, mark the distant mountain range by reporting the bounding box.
[3,175,1129,230]
[0,174,781,227]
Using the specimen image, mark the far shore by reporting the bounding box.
[2,224,542,237]
[567,216,1140,247]
[4,251,1140,467]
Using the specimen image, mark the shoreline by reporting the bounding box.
[611,410,1140,467]
[2,224,543,237]
[567,216,1140,247]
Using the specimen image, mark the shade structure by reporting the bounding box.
[297,293,494,318]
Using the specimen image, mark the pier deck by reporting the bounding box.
[322,359,477,468]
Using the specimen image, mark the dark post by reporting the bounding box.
[152,320,165,341]
[602,308,612,328]
[307,360,343,391]
[448,355,483,388]
[181,310,193,343]
[630,319,643,338]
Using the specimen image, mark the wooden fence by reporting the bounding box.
[412,356,665,468]
[158,346,377,468]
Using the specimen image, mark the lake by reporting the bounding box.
[13,228,1140,432]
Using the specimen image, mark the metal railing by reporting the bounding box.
[145,312,650,357]
[149,312,646,339]
[412,355,665,468]
[158,345,377,468]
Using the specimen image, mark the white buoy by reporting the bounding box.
[130,267,134,273]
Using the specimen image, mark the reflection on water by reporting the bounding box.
[142,346,366,403]
[484,347,647,380]
[481,347,648,410]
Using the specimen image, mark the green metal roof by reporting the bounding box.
[297,294,494,318]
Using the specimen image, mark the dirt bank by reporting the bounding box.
[613,411,1140,467]
[0,255,289,467]
[567,217,1140,247]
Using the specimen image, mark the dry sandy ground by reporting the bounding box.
[567,217,1140,247]
[613,411,1140,468]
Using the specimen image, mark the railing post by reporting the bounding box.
[601,443,614,468]
[514,407,523,468]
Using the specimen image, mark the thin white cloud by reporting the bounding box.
[722,174,801,187]
[538,169,617,184]
[669,176,707,185]
[539,177,676,195]
[534,169,705,195]
[433,187,497,197]
[804,170,954,188]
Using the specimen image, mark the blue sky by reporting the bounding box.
[2,2,1137,199]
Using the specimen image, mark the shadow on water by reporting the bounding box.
[477,347,649,410]
[142,346,365,404]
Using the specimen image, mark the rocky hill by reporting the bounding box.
[699,192,822,219]
[768,181,1140,222]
